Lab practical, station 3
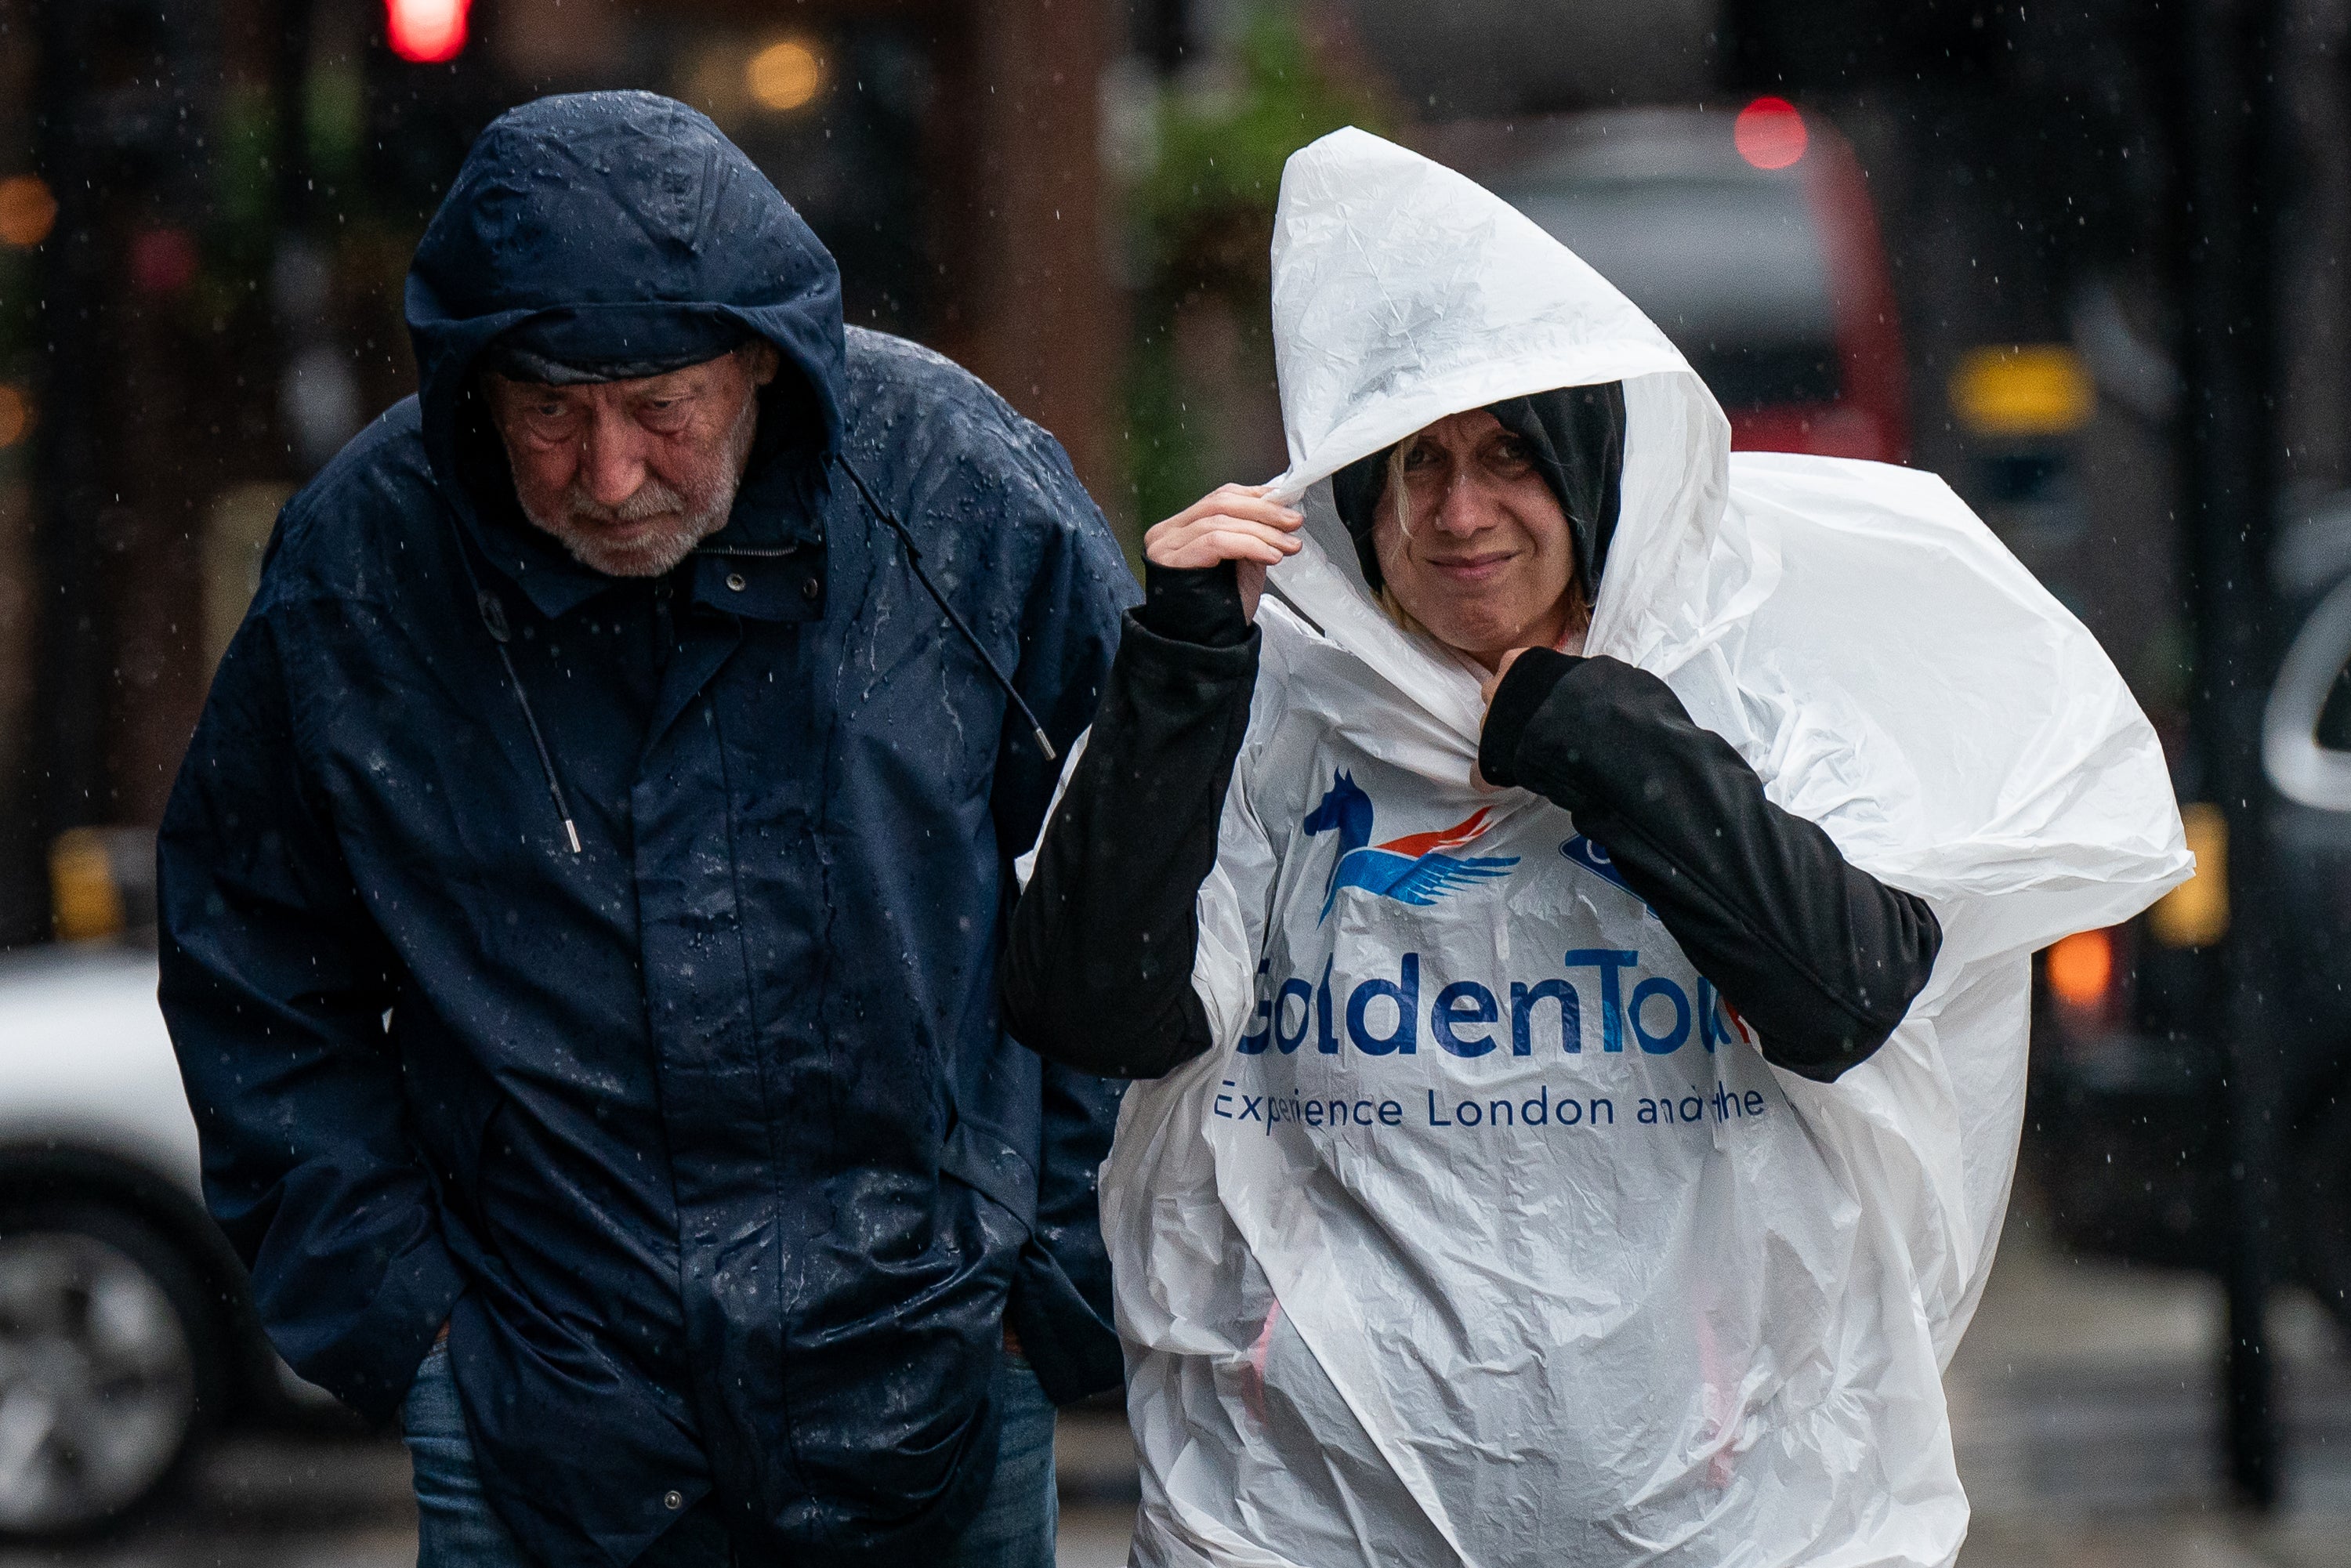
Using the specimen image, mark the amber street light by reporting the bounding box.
[0,176,57,248]
[746,39,824,113]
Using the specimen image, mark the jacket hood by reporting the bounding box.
[1260,128,1733,742]
[405,91,848,535]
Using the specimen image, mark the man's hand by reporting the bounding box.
[1143,483,1304,623]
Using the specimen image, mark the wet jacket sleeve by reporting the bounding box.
[987,440,1141,1403]
[157,609,464,1422]
[1478,650,1942,1083]
[1001,563,1259,1080]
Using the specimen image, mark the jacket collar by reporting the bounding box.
[455,435,831,627]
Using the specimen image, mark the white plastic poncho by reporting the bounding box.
[1092,129,2190,1568]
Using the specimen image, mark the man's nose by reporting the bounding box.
[578,404,654,508]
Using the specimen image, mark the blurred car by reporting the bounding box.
[1419,100,1909,464]
[0,929,322,1539]
[2026,491,2351,1332]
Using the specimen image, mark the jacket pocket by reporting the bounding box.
[777,1159,1027,1545]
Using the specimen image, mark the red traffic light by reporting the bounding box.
[386,0,470,63]
[1733,96,1809,170]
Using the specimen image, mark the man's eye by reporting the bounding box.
[534,404,565,419]
[1403,444,1439,469]
[1493,438,1531,464]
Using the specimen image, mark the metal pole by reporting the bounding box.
[2178,0,2285,1507]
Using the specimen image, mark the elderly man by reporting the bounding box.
[158,92,1132,1568]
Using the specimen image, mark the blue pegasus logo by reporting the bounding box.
[1302,771,1519,921]
[1561,833,1660,919]
[1561,834,1635,893]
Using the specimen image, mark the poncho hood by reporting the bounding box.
[1265,127,1704,506]
[1257,129,1742,766]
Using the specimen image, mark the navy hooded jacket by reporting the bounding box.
[158,92,1136,1568]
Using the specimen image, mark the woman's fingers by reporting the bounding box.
[1145,486,1305,568]
[1146,511,1306,570]
[1147,507,1299,551]
[1154,524,1296,570]
[1192,487,1302,527]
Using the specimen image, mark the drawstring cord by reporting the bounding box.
[445,451,1058,857]
[476,591,584,855]
[830,453,1059,764]
[445,517,585,856]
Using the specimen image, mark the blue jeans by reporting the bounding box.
[403,1341,1060,1568]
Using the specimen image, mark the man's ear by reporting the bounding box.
[742,340,782,388]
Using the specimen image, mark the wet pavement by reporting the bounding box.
[1944,1209,2351,1568]
[0,1431,415,1568]
[5,1202,2346,1568]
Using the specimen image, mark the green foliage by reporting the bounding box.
[1121,8,1388,527]
[1131,10,1386,304]
[308,60,366,190]
[210,58,366,245]
[1123,315,1201,554]
[212,83,276,247]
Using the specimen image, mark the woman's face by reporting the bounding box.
[1371,410,1579,668]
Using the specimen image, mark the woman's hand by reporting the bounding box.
[1478,647,1531,709]
[1144,483,1304,622]
[1475,647,1559,791]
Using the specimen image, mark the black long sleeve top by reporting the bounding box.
[1002,563,1941,1084]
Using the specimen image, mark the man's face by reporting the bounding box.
[484,342,780,578]
[1371,409,1580,666]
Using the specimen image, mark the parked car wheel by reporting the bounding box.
[0,1201,212,1538]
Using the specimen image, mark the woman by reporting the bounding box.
[1002,130,2186,1567]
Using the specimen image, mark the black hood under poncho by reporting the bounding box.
[1330,382,1628,596]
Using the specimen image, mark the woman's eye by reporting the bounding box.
[1403,444,1439,469]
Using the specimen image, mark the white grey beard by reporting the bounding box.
[526,480,735,578]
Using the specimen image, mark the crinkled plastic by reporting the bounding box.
[1096,129,2191,1567]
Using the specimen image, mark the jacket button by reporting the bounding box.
[725,572,746,592]
[799,577,819,601]
[663,1490,683,1511]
